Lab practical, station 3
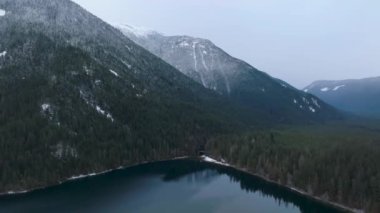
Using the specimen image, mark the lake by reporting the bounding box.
[0,160,344,213]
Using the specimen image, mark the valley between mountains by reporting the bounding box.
[0,0,379,212]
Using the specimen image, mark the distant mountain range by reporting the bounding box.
[116,24,341,123]
[304,77,380,117]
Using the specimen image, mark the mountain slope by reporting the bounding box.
[0,0,344,193]
[0,0,266,192]
[117,24,342,123]
[304,77,380,117]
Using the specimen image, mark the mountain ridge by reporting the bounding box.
[304,76,380,117]
[117,24,342,123]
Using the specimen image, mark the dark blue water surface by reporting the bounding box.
[0,160,344,213]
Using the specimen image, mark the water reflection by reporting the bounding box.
[0,159,344,213]
[140,160,343,213]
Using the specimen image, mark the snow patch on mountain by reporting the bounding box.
[311,98,321,108]
[192,41,207,87]
[83,66,92,76]
[0,9,6,16]
[121,60,132,69]
[201,155,229,166]
[321,87,330,92]
[41,103,51,112]
[96,105,114,122]
[333,85,345,91]
[179,41,190,47]
[0,51,7,57]
[95,80,101,85]
[114,24,158,38]
[309,106,316,113]
[41,103,56,121]
[200,47,210,72]
[79,90,114,122]
[109,69,119,77]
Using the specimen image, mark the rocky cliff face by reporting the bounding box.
[117,24,342,123]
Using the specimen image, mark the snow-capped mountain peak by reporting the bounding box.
[114,24,160,38]
[117,23,341,121]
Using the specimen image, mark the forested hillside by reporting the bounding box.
[206,123,380,212]
[0,0,251,192]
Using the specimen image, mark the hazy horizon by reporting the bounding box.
[73,0,380,88]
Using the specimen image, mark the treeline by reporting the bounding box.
[205,124,380,213]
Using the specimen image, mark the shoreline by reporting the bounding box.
[0,155,364,213]
[0,156,189,197]
[200,155,363,213]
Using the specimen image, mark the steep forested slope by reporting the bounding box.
[0,0,255,192]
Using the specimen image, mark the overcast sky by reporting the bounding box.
[73,0,380,88]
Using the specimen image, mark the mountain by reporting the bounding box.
[116,24,341,123]
[0,0,263,192]
[2,1,378,212]
[304,77,380,117]
[0,0,343,193]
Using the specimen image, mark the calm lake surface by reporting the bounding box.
[0,160,343,213]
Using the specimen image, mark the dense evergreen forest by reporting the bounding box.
[0,31,238,193]
[206,122,380,212]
